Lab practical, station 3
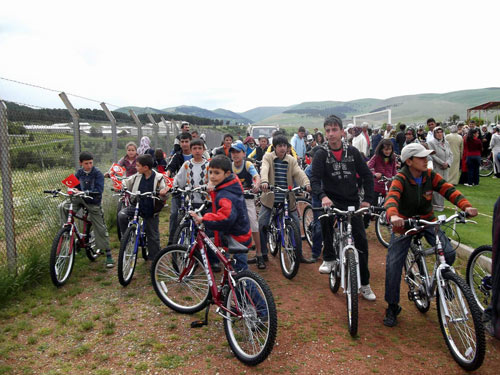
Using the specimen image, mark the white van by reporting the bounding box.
[247,125,280,140]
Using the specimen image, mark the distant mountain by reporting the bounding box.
[162,105,252,124]
[212,108,253,123]
[240,106,289,123]
[114,106,166,115]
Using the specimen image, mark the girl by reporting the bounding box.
[154,148,167,173]
[465,128,482,186]
[118,142,138,177]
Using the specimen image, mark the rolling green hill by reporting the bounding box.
[163,105,253,124]
[240,106,290,122]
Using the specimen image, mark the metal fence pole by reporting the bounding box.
[59,92,80,170]
[0,100,18,273]
[147,114,159,149]
[161,116,170,155]
[100,102,118,162]
[129,110,143,144]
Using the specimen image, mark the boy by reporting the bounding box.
[383,143,478,326]
[310,115,376,301]
[59,151,114,268]
[118,154,168,261]
[190,155,251,272]
[248,135,269,162]
[259,135,314,263]
[212,134,234,159]
[229,140,265,269]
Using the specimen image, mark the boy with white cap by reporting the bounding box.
[383,143,478,327]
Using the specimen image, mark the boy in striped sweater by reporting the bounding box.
[383,143,478,327]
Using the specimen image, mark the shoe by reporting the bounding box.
[212,263,222,273]
[383,304,402,327]
[106,255,115,268]
[247,256,257,264]
[464,183,471,186]
[360,284,376,301]
[319,260,335,274]
[256,256,267,270]
[262,254,269,262]
[300,256,315,264]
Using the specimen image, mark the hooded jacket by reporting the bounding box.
[75,166,104,205]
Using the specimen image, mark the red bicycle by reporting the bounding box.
[44,189,102,287]
[150,205,277,365]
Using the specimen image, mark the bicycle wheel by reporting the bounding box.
[151,245,209,314]
[50,227,76,287]
[437,271,485,371]
[302,204,314,248]
[173,221,195,247]
[404,246,430,313]
[479,157,493,177]
[118,225,138,286]
[375,211,391,248]
[466,245,492,313]
[279,219,301,279]
[223,270,277,366]
[329,260,341,293]
[345,249,358,337]
[267,222,280,257]
[85,227,100,262]
[295,198,311,229]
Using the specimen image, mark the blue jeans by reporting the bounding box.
[384,228,455,305]
[311,195,323,259]
[466,155,481,185]
[258,205,302,257]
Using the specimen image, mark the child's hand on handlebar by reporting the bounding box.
[465,207,478,217]
[189,211,203,225]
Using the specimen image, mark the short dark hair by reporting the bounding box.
[223,133,233,141]
[179,132,192,141]
[190,139,205,149]
[79,151,93,162]
[180,123,189,129]
[399,124,406,131]
[324,115,343,129]
[154,149,164,160]
[427,118,436,124]
[406,127,416,138]
[209,155,231,172]
[191,130,199,136]
[298,126,306,133]
[137,154,154,169]
[273,135,289,148]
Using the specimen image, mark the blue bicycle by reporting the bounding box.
[172,186,209,247]
[117,190,159,286]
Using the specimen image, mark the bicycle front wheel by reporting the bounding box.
[374,211,391,248]
[479,157,493,177]
[466,245,492,313]
[345,249,358,336]
[173,221,195,247]
[118,225,138,286]
[223,270,277,366]
[437,271,485,371]
[279,219,301,279]
[50,227,76,287]
[151,245,209,314]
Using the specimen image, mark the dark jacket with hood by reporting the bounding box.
[75,166,104,205]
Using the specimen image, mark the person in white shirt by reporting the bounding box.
[426,118,436,144]
[384,124,393,139]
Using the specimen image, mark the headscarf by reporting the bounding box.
[137,136,151,155]
[352,125,363,137]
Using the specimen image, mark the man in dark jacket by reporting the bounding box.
[396,124,406,154]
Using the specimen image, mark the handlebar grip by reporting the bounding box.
[371,206,386,214]
[88,192,101,197]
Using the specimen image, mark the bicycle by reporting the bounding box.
[373,176,393,248]
[315,205,375,336]
[466,245,492,313]
[265,186,303,279]
[116,189,160,286]
[150,206,277,365]
[44,189,102,287]
[479,155,493,177]
[402,212,485,371]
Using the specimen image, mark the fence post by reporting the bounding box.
[0,100,18,273]
[59,92,80,170]
[129,110,143,144]
[147,114,159,149]
[100,102,118,162]
[161,116,170,155]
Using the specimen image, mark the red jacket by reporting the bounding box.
[367,155,397,195]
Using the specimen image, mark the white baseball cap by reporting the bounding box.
[400,143,435,163]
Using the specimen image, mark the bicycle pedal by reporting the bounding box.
[190,320,206,328]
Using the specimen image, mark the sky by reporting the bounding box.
[1,0,499,113]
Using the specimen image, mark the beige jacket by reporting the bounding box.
[260,151,310,210]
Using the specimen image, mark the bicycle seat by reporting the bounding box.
[223,235,249,254]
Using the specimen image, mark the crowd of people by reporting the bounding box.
[58,115,499,335]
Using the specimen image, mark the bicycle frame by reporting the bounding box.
[271,186,301,249]
[127,197,146,254]
[60,193,92,255]
[335,210,362,293]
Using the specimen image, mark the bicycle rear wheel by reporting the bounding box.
[465,245,492,313]
[50,227,76,287]
[437,271,485,371]
[329,260,340,293]
[279,219,301,279]
[374,211,391,248]
[118,225,138,286]
[345,249,358,337]
[173,221,195,247]
[151,245,209,314]
[302,204,314,249]
[404,246,430,313]
[479,157,493,177]
[223,270,277,366]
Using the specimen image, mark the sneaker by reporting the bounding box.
[319,260,335,274]
[300,256,315,264]
[464,183,471,186]
[383,304,402,327]
[360,284,376,301]
[106,255,115,268]
[256,256,267,270]
[262,254,269,262]
[247,256,258,264]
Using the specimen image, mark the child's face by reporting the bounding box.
[180,139,191,153]
[275,143,287,159]
[382,145,392,157]
[224,137,233,148]
[259,138,268,148]
[80,159,93,172]
[325,124,343,145]
[231,150,245,163]
[209,167,231,186]
[406,156,428,173]
[191,145,205,159]
[126,146,137,159]
[136,162,148,175]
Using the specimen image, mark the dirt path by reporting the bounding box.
[1,226,499,375]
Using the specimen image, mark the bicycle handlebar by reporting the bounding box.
[403,211,476,236]
[313,205,371,220]
[44,189,96,199]
[268,185,306,193]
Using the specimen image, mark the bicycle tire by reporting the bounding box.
[118,225,138,286]
[50,226,75,287]
[173,221,195,247]
[279,219,301,279]
[374,211,391,248]
[295,197,311,225]
[465,245,492,313]
[267,222,280,257]
[151,245,209,314]
[404,245,430,313]
[223,270,277,366]
[437,271,485,371]
[302,204,314,248]
[85,227,100,262]
[329,261,341,293]
[479,157,493,177]
[345,249,358,337]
